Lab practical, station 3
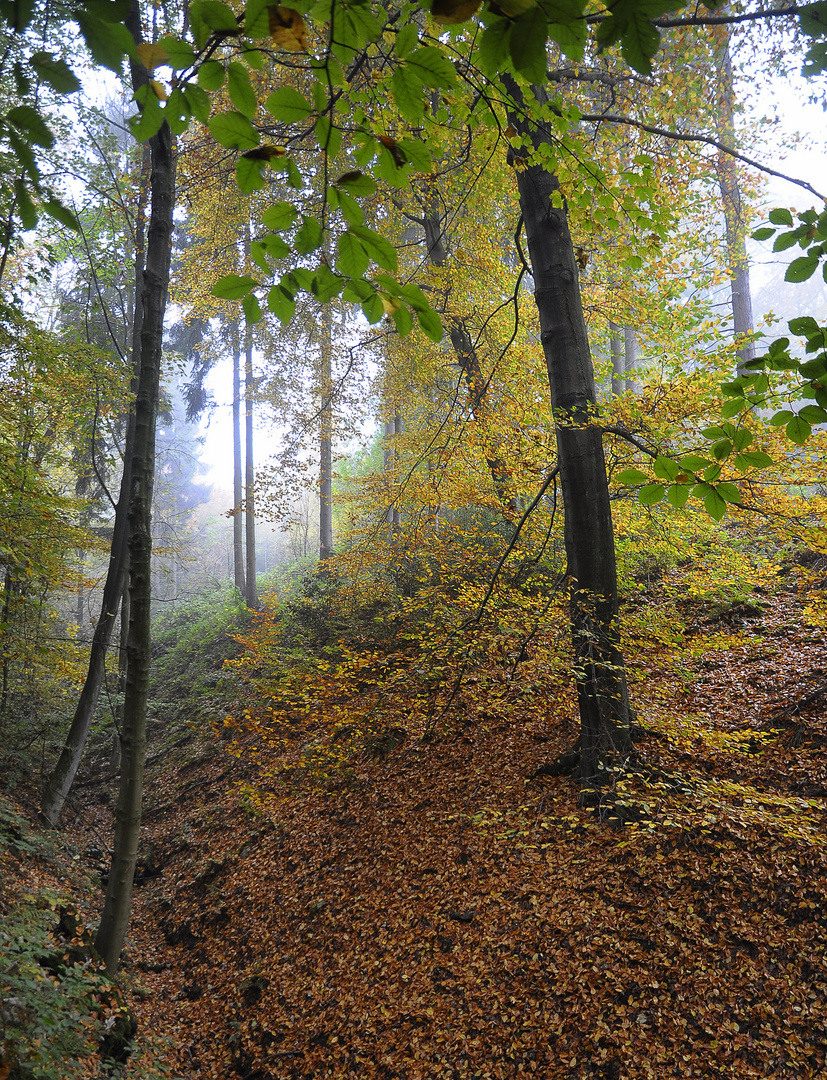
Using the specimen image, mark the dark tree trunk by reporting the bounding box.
[506,78,633,789]
[420,207,517,516]
[231,321,246,595]
[94,6,174,971]
[244,322,258,608]
[39,144,151,828]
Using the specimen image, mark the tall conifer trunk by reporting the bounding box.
[506,79,633,790]
[94,3,174,971]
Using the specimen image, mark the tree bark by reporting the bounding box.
[94,5,174,972]
[231,320,246,595]
[319,306,334,561]
[39,144,151,828]
[244,322,258,607]
[610,321,625,397]
[714,29,755,372]
[420,207,517,516]
[624,326,639,394]
[506,78,633,789]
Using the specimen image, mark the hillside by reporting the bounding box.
[5,567,825,1080]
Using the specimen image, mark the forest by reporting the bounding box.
[1,0,827,1075]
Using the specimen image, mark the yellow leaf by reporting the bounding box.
[430,0,482,24]
[149,79,168,101]
[137,42,170,70]
[268,6,308,50]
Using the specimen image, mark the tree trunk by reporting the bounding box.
[244,322,258,608]
[94,8,174,971]
[610,321,625,397]
[714,29,755,372]
[506,78,633,791]
[419,207,518,516]
[39,144,151,829]
[231,320,245,595]
[319,306,334,561]
[624,327,639,394]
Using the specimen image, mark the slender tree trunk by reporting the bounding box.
[39,144,151,828]
[714,28,755,372]
[624,327,639,394]
[244,322,258,608]
[94,8,174,971]
[420,208,518,515]
[610,321,625,397]
[231,321,245,595]
[506,78,633,792]
[319,306,334,562]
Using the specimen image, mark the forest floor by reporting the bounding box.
[4,564,827,1080]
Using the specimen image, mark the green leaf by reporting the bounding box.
[799,403,827,424]
[350,224,398,273]
[130,94,165,141]
[182,84,210,122]
[751,227,775,241]
[653,456,680,482]
[362,293,385,324]
[638,483,665,506]
[666,484,690,509]
[265,86,313,122]
[679,455,712,472]
[157,35,196,70]
[721,398,747,418]
[395,23,418,58]
[42,198,79,231]
[312,264,344,302]
[190,0,240,46]
[7,105,54,148]
[509,6,549,82]
[416,305,443,342]
[391,65,426,123]
[733,450,772,470]
[731,428,752,451]
[29,52,81,93]
[789,315,823,338]
[295,215,323,255]
[701,485,727,520]
[236,155,267,193]
[768,207,794,226]
[315,115,341,157]
[711,438,732,462]
[76,11,135,72]
[208,111,260,150]
[400,282,429,311]
[212,274,258,299]
[337,189,364,226]
[392,304,414,336]
[14,178,37,230]
[616,468,649,485]
[786,256,819,283]
[336,231,370,278]
[773,230,801,252]
[198,59,225,90]
[242,292,262,323]
[260,233,290,258]
[262,202,299,231]
[786,415,812,444]
[799,0,827,36]
[717,482,741,504]
[406,46,456,88]
[227,62,257,117]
